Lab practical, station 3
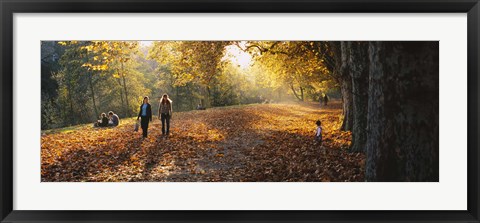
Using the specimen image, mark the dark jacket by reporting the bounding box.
[137,103,152,121]
[99,117,109,127]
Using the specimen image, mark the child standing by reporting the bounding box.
[315,120,322,145]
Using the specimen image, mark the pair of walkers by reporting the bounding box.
[137,94,173,138]
[319,94,329,106]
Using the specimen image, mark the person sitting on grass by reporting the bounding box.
[315,120,322,145]
[94,113,109,127]
[108,111,119,127]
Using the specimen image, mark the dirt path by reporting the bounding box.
[41,101,365,182]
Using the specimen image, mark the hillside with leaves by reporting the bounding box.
[41,101,365,182]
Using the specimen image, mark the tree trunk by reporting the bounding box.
[86,51,98,119]
[300,86,304,101]
[175,86,180,111]
[117,77,125,115]
[365,41,439,182]
[187,85,194,110]
[206,86,211,107]
[290,84,303,101]
[349,42,370,153]
[68,97,74,125]
[121,62,131,117]
[88,73,98,119]
[340,42,354,131]
[66,84,74,125]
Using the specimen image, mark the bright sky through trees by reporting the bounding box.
[140,41,153,46]
[223,41,252,69]
[142,40,252,69]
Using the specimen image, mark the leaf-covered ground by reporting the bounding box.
[41,101,365,182]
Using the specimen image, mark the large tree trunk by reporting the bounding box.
[340,42,354,131]
[340,78,354,131]
[349,42,370,153]
[365,42,439,182]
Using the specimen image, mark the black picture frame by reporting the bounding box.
[1,0,479,222]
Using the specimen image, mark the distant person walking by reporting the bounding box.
[137,96,152,138]
[323,94,329,106]
[158,94,173,136]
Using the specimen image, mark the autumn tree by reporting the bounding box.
[148,41,230,108]
[55,41,99,124]
[108,41,139,117]
[307,41,439,182]
[182,41,230,107]
[245,41,328,102]
[212,60,259,106]
[48,41,149,127]
[249,57,286,100]
[78,41,141,117]
[41,41,64,129]
[79,42,103,117]
[148,41,197,110]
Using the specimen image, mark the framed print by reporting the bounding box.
[1,0,479,222]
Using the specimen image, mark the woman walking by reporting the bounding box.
[158,94,173,136]
[137,96,152,138]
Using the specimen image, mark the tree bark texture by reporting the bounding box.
[349,42,370,153]
[365,41,439,182]
[340,42,354,131]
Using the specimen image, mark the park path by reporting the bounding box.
[41,101,365,182]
